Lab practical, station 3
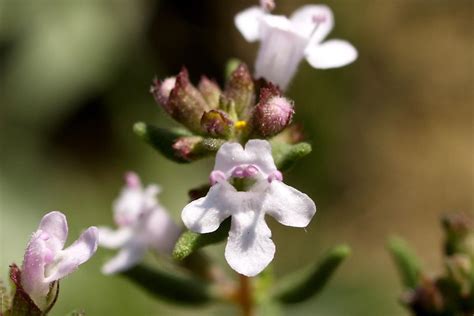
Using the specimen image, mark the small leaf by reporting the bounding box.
[271,141,312,172]
[272,244,351,304]
[133,122,192,163]
[387,236,422,289]
[173,218,231,261]
[121,264,214,305]
[196,138,226,153]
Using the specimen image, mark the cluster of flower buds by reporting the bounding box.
[146,63,297,163]
[388,213,474,316]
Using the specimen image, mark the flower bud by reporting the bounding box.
[253,83,294,137]
[151,68,210,134]
[150,76,176,109]
[442,213,474,257]
[401,278,444,314]
[225,63,255,119]
[200,110,233,138]
[198,76,221,109]
[172,136,204,162]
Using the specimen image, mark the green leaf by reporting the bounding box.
[121,264,214,305]
[173,218,231,261]
[272,244,351,304]
[387,236,421,289]
[133,122,192,163]
[271,141,312,172]
[194,138,225,154]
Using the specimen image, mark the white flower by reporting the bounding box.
[181,140,316,276]
[22,211,98,309]
[99,172,181,274]
[235,4,357,90]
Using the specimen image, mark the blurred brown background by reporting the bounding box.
[0,0,472,315]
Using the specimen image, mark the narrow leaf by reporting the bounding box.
[387,236,421,289]
[122,264,214,305]
[133,122,192,163]
[271,141,312,172]
[173,218,231,261]
[273,244,351,304]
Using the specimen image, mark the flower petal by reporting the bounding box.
[290,5,333,44]
[244,140,277,176]
[225,210,275,276]
[101,243,146,275]
[264,181,316,227]
[38,211,68,252]
[98,226,134,249]
[145,207,181,254]
[44,227,98,282]
[234,6,264,42]
[305,39,357,69]
[214,142,246,175]
[181,182,233,233]
[214,140,277,178]
[21,232,50,309]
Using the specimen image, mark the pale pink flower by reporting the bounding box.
[99,172,181,274]
[21,211,98,309]
[235,4,357,90]
[181,140,316,276]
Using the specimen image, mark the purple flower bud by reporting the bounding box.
[253,83,294,137]
[151,68,210,134]
[172,136,204,162]
[198,76,221,109]
[225,63,255,119]
[201,110,233,137]
[150,76,176,109]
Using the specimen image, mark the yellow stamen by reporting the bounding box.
[235,120,247,129]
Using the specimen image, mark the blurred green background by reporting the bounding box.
[0,0,472,315]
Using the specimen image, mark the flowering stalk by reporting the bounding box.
[102,1,355,314]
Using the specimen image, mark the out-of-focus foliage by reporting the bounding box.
[1,0,472,315]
